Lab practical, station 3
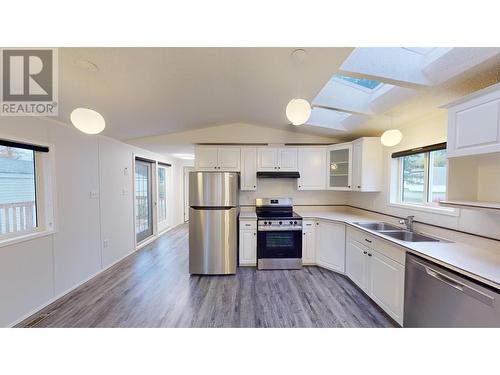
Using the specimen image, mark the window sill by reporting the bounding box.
[388,202,460,217]
[0,229,55,249]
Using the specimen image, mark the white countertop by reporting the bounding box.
[296,210,500,290]
[239,211,257,219]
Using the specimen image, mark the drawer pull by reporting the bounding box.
[365,238,372,243]
[363,251,367,255]
[368,253,372,257]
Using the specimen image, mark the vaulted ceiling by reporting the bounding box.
[57,47,500,146]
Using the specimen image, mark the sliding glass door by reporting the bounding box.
[157,164,168,232]
[135,159,154,243]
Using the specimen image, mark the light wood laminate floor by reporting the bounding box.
[18,224,396,328]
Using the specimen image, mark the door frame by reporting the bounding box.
[133,155,157,248]
[157,163,170,233]
[183,166,195,222]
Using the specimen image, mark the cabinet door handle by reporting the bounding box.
[348,185,351,188]
[365,238,372,243]
[357,185,361,188]
[254,232,256,236]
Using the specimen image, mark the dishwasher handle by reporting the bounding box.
[412,259,495,307]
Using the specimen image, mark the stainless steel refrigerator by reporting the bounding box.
[189,171,239,275]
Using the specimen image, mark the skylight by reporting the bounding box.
[334,74,381,90]
[402,47,436,55]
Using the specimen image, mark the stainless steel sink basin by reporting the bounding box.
[380,230,441,242]
[354,222,401,231]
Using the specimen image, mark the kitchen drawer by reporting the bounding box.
[240,220,256,230]
[347,226,406,265]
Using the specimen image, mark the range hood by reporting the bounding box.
[256,171,300,179]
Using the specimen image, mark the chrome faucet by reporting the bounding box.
[400,215,415,232]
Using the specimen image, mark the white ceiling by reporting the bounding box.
[57,47,500,148]
[58,48,353,140]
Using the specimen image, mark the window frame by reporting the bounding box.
[0,137,55,247]
[389,147,458,217]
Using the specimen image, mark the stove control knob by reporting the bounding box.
[263,221,267,225]
[294,221,298,225]
[279,221,282,225]
[289,221,293,224]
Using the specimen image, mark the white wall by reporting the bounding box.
[127,122,341,156]
[0,116,186,327]
[240,179,347,206]
[347,112,500,239]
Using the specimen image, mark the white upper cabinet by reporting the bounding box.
[297,147,326,190]
[445,83,500,158]
[351,137,383,192]
[218,147,241,170]
[257,148,279,171]
[257,147,298,171]
[195,146,219,170]
[240,147,257,191]
[278,148,298,171]
[327,143,352,190]
[195,146,240,171]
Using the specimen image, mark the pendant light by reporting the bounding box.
[286,98,311,126]
[70,59,106,135]
[286,49,311,126]
[71,107,106,134]
[381,114,402,147]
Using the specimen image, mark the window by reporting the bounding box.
[0,145,37,236]
[334,74,381,90]
[398,148,447,207]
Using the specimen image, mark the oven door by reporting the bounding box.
[257,229,302,259]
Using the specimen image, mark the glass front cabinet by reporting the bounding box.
[327,143,352,190]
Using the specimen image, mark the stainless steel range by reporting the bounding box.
[256,198,302,270]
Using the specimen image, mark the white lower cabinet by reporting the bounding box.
[315,220,345,273]
[346,238,369,290]
[368,250,405,324]
[239,220,257,266]
[302,220,316,264]
[346,227,405,325]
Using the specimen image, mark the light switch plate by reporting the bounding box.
[90,190,99,199]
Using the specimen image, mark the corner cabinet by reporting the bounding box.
[257,147,298,172]
[195,146,241,171]
[315,220,345,273]
[445,83,500,158]
[297,147,326,190]
[327,143,352,190]
[239,219,257,266]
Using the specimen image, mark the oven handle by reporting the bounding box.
[257,227,303,232]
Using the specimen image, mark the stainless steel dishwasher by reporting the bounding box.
[404,253,500,327]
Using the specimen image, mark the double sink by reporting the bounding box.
[354,222,448,243]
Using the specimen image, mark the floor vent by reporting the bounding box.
[24,314,50,328]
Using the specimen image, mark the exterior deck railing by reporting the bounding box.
[0,201,36,235]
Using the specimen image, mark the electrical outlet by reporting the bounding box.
[103,239,109,248]
[90,190,99,199]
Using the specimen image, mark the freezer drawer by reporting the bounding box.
[189,207,237,275]
[404,254,500,327]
